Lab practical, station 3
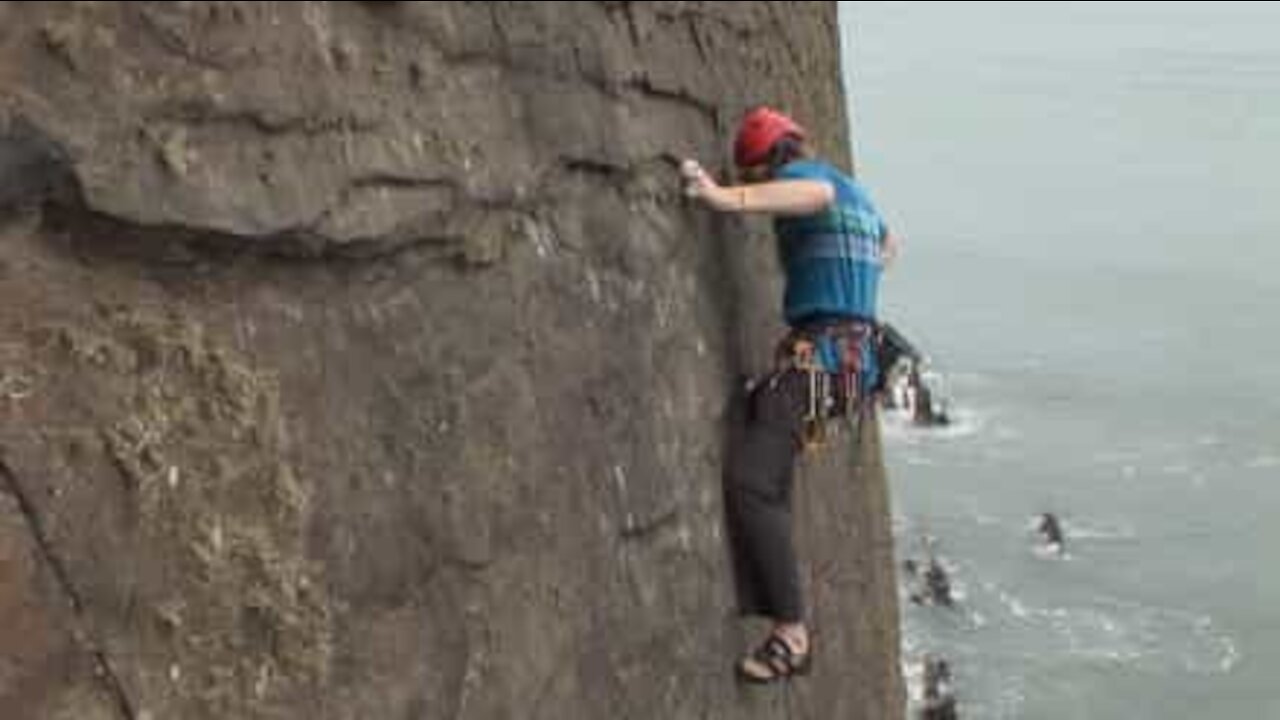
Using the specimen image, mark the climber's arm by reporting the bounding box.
[680,159,834,216]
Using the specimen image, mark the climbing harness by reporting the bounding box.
[768,318,876,452]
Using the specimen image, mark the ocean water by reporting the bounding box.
[840,2,1280,717]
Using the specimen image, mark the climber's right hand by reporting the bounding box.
[680,158,719,202]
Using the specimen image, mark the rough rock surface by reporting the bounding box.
[0,2,903,719]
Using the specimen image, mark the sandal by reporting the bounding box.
[736,634,812,684]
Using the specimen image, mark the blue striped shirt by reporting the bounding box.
[773,160,888,327]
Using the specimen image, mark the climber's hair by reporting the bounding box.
[738,134,811,184]
[766,134,808,173]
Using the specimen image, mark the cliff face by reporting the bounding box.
[0,3,902,719]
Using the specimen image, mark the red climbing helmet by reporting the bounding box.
[733,106,806,168]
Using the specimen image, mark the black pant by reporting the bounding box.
[723,369,814,624]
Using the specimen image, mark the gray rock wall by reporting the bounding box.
[0,3,903,719]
